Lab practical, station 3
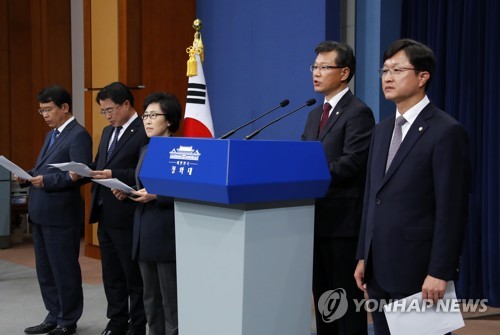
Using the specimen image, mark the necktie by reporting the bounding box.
[97,126,123,206]
[107,126,122,161]
[319,102,331,134]
[48,129,60,149]
[385,115,407,172]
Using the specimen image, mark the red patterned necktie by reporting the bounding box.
[319,102,331,134]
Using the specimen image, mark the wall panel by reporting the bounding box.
[9,0,37,169]
[83,0,196,257]
[0,0,10,156]
[1,0,72,169]
[137,0,196,124]
[197,0,331,139]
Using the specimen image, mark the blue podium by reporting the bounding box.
[140,138,330,335]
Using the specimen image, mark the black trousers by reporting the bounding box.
[139,260,178,335]
[98,224,146,334]
[32,223,83,327]
[313,236,368,335]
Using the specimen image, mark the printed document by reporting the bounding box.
[48,161,93,178]
[384,281,464,335]
[91,178,135,193]
[0,155,33,180]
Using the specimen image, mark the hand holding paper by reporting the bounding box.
[90,169,113,179]
[383,281,464,335]
[47,161,93,178]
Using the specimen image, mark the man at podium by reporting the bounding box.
[302,41,375,335]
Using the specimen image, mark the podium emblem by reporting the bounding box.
[168,145,202,175]
[169,145,201,161]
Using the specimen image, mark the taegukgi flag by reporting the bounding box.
[184,19,214,138]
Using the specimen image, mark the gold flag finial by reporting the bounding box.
[186,19,204,77]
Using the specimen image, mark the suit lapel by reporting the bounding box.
[97,126,113,169]
[35,132,53,169]
[318,90,353,140]
[135,145,148,189]
[309,106,322,138]
[371,118,394,185]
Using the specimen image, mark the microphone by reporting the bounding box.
[219,99,290,139]
[244,98,317,140]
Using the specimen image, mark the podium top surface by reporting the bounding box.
[139,137,330,204]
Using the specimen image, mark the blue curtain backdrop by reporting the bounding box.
[401,0,500,305]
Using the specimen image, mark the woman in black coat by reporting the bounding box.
[114,92,182,335]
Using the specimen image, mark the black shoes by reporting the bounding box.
[24,322,57,334]
[101,329,127,335]
[47,325,77,335]
[24,322,76,335]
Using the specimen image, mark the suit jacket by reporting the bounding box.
[132,145,176,262]
[356,102,472,294]
[89,117,149,228]
[27,119,92,226]
[302,90,375,237]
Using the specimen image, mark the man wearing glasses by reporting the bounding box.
[87,82,149,335]
[354,39,472,335]
[18,85,92,335]
[302,41,375,335]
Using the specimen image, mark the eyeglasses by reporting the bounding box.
[100,104,122,115]
[378,67,416,78]
[310,65,345,73]
[38,108,54,115]
[142,112,166,120]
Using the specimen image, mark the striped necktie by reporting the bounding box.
[107,126,122,161]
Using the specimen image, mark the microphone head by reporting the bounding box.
[280,99,290,107]
[306,98,317,106]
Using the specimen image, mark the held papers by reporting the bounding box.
[0,155,33,180]
[383,281,464,335]
[91,178,135,193]
[47,163,135,194]
[47,161,93,177]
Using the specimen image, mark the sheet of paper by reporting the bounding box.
[0,155,33,180]
[47,161,93,178]
[384,281,465,335]
[91,178,135,193]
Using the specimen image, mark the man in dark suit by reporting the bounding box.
[17,85,92,335]
[354,39,472,335]
[302,41,375,335]
[88,82,149,335]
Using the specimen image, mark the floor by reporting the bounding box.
[1,237,499,335]
[0,237,106,335]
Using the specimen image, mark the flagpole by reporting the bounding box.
[186,19,204,77]
[183,19,215,138]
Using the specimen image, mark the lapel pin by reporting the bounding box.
[419,127,423,132]
[131,129,134,133]
[335,111,339,115]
